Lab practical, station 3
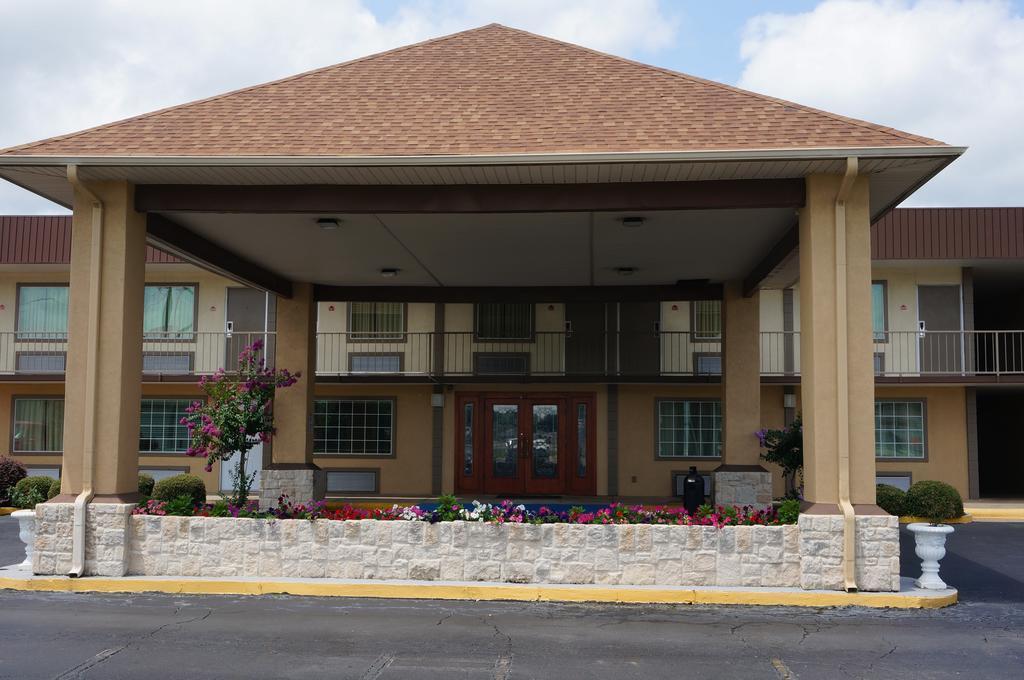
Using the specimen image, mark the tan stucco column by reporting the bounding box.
[59,181,146,501]
[799,173,877,509]
[716,281,771,508]
[261,282,322,503]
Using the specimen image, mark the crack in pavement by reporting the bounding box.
[52,606,213,680]
[489,618,513,680]
[360,652,395,680]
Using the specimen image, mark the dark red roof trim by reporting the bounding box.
[872,208,1024,260]
[0,215,179,264]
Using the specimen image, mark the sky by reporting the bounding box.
[0,0,1021,214]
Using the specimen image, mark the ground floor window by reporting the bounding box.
[139,398,193,453]
[656,399,722,458]
[12,397,64,453]
[314,398,395,455]
[875,399,926,459]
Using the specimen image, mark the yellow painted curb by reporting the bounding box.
[964,507,1024,521]
[0,576,956,609]
[899,514,973,525]
[0,507,18,516]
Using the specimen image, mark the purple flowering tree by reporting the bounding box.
[756,416,803,498]
[182,340,299,506]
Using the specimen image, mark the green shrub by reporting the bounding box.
[164,495,196,516]
[776,498,800,524]
[875,484,907,517]
[138,473,155,497]
[10,476,51,509]
[904,480,964,523]
[47,478,61,500]
[152,474,206,507]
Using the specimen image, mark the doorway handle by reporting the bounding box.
[519,432,530,459]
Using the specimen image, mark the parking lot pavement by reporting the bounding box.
[0,515,22,569]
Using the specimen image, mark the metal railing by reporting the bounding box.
[2,329,1023,380]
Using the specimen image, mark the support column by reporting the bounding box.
[260,282,323,506]
[797,171,898,592]
[715,281,771,509]
[34,180,144,576]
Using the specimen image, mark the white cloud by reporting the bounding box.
[0,0,680,213]
[738,0,1024,207]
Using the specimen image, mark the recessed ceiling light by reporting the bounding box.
[621,216,646,228]
[316,217,341,230]
[380,268,401,278]
[615,266,638,276]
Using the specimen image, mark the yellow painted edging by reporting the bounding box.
[0,507,18,516]
[0,576,956,609]
[899,514,973,525]
[964,508,1024,521]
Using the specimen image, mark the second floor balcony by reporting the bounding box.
[1,329,1022,383]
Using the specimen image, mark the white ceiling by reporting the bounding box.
[167,208,795,287]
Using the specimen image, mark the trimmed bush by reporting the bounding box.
[876,484,907,517]
[47,478,61,500]
[0,455,27,504]
[11,476,52,508]
[152,474,207,507]
[138,473,156,497]
[904,480,964,523]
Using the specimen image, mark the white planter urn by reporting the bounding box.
[11,509,36,570]
[908,522,955,590]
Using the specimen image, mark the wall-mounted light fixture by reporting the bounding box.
[615,266,638,277]
[380,268,401,278]
[783,393,797,409]
[317,217,341,230]
[621,216,646,228]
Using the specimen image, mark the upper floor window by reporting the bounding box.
[12,397,64,452]
[875,399,925,459]
[691,300,721,341]
[872,281,888,341]
[348,302,404,340]
[17,285,68,338]
[475,303,533,340]
[144,285,196,338]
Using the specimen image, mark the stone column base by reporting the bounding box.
[798,513,900,592]
[33,502,134,576]
[259,467,324,508]
[713,465,773,510]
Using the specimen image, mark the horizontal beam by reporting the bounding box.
[742,223,799,297]
[146,213,292,298]
[136,179,805,214]
[314,282,722,303]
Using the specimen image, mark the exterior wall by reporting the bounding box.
[316,301,436,375]
[874,385,969,497]
[314,383,435,497]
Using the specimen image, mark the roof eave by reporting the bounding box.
[0,145,966,168]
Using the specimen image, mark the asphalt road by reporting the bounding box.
[0,517,1021,679]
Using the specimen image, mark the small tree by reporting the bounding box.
[756,416,803,498]
[182,340,299,506]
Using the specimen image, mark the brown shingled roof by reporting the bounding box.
[0,24,945,158]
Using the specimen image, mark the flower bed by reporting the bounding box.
[132,495,799,527]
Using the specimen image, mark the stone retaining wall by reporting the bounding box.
[31,506,900,591]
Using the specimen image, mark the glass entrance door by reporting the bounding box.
[483,397,566,495]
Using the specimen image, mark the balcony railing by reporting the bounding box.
[2,329,1023,380]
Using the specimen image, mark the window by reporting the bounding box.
[12,398,64,452]
[576,403,587,478]
[875,399,926,459]
[872,281,888,341]
[139,398,193,453]
[475,303,533,340]
[691,301,721,340]
[657,399,721,458]
[140,468,189,482]
[349,302,404,339]
[462,402,474,475]
[144,285,196,338]
[17,285,68,338]
[349,354,402,373]
[25,466,60,480]
[314,398,394,455]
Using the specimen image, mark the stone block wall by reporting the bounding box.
[798,514,901,592]
[125,518,805,588]
[33,503,135,577]
[713,469,773,510]
[258,468,323,508]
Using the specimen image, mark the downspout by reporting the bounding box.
[834,157,859,592]
[66,165,103,578]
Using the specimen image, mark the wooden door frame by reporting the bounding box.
[454,391,598,496]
